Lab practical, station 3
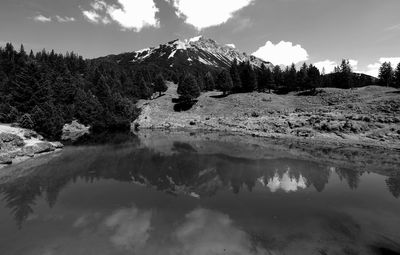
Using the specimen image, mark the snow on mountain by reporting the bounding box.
[124,36,271,69]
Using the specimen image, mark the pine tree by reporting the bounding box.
[177,74,201,102]
[338,59,354,89]
[273,65,283,89]
[154,74,168,97]
[230,59,242,92]
[216,70,233,95]
[19,113,34,129]
[297,63,308,91]
[307,64,321,91]
[138,77,153,99]
[379,62,394,87]
[258,64,274,93]
[240,61,257,92]
[204,72,216,91]
[394,63,400,88]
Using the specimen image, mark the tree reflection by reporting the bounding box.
[386,173,400,199]
[1,140,400,228]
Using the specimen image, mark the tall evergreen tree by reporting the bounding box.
[307,64,321,91]
[336,59,353,89]
[258,64,274,93]
[216,70,233,95]
[154,74,168,97]
[272,65,283,89]
[239,61,257,92]
[230,59,242,92]
[177,74,201,102]
[394,63,400,88]
[379,62,394,87]
[204,72,215,91]
[297,63,308,90]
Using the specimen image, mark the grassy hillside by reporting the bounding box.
[135,83,400,149]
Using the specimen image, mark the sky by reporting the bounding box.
[1,0,400,77]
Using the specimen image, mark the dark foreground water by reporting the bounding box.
[0,132,400,255]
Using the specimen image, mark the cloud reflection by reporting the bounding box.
[173,208,268,255]
[104,206,152,252]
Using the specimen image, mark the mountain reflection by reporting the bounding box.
[0,138,399,228]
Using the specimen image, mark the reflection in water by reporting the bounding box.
[0,133,400,254]
[104,206,152,252]
[0,141,399,228]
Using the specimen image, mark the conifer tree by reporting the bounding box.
[379,62,393,87]
[154,74,168,97]
[177,74,201,102]
[239,61,257,92]
[204,72,215,91]
[273,65,283,89]
[230,59,242,92]
[216,70,233,95]
[394,63,400,88]
[19,113,34,129]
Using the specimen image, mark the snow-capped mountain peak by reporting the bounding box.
[101,36,271,70]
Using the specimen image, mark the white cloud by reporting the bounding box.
[55,16,75,23]
[349,59,358,71]
[33,14,52,23]
[385,23,400,31]
[314,59,359,74]
[82,0,159,31]
[82,10,101,23]
[172,0,254,30]
[252,41,309,66]
[314,60,337,74]
[359,57,400,77]
[226,43,236,48]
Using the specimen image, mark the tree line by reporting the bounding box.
[175,59,389,102]
[0,43,170,139]
[378,61,400,87]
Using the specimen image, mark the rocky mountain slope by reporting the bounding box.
[95,36,271,70]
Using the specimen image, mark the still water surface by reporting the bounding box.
[0,132,399,255]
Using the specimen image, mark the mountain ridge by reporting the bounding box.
[94,36,272,70]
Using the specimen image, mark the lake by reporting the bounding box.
[0,131,399,255]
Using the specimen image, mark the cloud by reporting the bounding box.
[104,206,152,252]
[349,59,359,71]
[174,208,268,255]
[359,57,400,77]
[82,0,159,31]
[172,0,254,30]
[385,23,400,31]
[252,41,309,66]
[226,44,236,48]
[55,16,75,23]
[33,14,52,23]
[314,59,359,74]
[314,60,337,74]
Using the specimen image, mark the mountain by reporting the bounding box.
[95,36,271,71]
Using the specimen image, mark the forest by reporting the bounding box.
[1,43,399,139]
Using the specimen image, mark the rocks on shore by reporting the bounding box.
[62,120,90,141]
[0,125,63,167]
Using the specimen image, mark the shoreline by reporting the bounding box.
[0,124,63,169]
[133,84,400,151]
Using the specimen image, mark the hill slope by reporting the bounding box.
[134,84,400,149]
